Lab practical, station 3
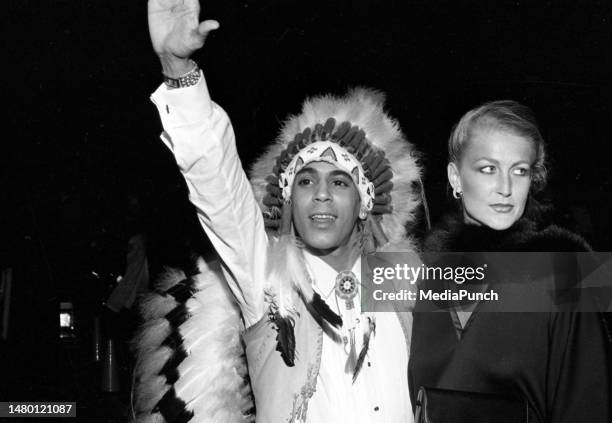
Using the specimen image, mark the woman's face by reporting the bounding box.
[291,161,361,256]
[448,127,537,230]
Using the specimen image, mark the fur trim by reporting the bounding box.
[132,259,254,423]
[249,88,422,247]
[423,213,591,253]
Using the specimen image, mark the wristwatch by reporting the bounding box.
[163,60,201,89]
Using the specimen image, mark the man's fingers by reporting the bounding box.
[198,19,220,37]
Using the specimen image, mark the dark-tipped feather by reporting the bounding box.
[352,317,376,383]
[274,312,296,367]
[301,292,343,343]
[310,292,342,327]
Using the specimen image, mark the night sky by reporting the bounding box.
[2,0,612,400]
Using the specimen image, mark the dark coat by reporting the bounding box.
[410,215,611,423]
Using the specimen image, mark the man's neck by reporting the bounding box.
[305,231,361,273]
[318,250,360,273]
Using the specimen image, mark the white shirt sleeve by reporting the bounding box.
[150,73,268,327]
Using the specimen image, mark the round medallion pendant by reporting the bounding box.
[335,270,359,301]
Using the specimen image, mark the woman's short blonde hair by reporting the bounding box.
[448,100,547,192]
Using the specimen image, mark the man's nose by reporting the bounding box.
[314,181,331,202]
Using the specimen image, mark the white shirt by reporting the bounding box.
[151,74,412,422]
[304,253,412,423]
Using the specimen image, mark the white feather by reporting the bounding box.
[132,261,254,422]
[267,233,312,317]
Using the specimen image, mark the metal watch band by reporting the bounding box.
[163,61,201,89]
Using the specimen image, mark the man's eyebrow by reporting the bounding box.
[329,169,351,178]
[295,165,351,178]
[295,167,315,176]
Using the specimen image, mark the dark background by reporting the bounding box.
[2,0,611,420]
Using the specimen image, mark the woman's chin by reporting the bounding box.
[465,211,520,231]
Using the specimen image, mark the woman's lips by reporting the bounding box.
[489,204,514,213]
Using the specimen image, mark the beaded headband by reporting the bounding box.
[279,141,375,217]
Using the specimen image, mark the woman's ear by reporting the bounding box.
[447,162,461,192]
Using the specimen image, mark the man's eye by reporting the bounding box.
[332,179,349,187]
[479,165,496,174]
[513,167,530,176]
[297,177,313,186]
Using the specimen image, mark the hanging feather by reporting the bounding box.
[273,311,296,367]
[352,316,376,383]
[302,292,343,343]
[344,330,357,375]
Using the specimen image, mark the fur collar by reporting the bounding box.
[423,213,591,253]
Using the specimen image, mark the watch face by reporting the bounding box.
[164,64,200,88]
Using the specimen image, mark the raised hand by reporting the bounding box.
[147,0,219,76]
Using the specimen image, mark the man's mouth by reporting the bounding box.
[310,213,337,223]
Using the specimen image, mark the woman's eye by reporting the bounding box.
[513,167,530,176]
[297,177,313,186]
[332,179,349,187]
[479,165,496,174]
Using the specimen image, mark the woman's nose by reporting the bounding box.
[496,173,512,197]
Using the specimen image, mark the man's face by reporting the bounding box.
[291,161,361,256]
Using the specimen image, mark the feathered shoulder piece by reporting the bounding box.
[131,257,254,423]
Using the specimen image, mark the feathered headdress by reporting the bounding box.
[250,87,422,245]
[248,88,423,368]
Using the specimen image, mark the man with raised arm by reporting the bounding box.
[136,1,423,421]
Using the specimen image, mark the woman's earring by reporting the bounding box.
[452,188,462,199]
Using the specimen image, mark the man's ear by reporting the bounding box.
[447,162,461,192]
